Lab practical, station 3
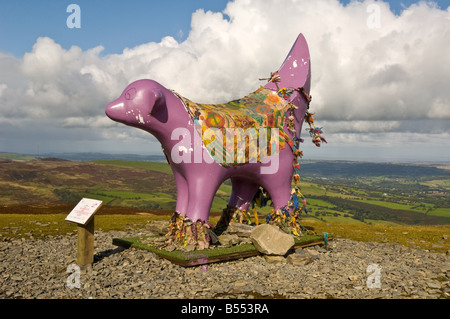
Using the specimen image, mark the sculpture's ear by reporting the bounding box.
[148,89,165,113]
[149,89,168,122]
[264,33,311,92]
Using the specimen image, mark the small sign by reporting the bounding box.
[65,198,103,225]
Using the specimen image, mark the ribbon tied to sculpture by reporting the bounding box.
[176,86,293,165]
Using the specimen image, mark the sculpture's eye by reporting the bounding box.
[125,88,136,100]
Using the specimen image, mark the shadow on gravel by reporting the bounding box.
[94,246,127,263]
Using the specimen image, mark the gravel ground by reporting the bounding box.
[0,228,449,300]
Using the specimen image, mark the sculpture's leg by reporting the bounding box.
[173,170,188,217]
[228,177,260,211]
[262,174,306,235]
[166,170,189,242]
[167,174,221,250]
[185,177,220,223]
[215,177,259,232]
[263,177,293,233]
[259,161,305,235]
[262,178,292,212]
[260,145,294,212]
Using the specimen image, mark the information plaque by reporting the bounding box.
[65,198,103,225]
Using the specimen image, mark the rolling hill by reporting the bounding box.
[0,155,449,226]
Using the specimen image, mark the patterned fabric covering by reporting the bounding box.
[175,87,292,165]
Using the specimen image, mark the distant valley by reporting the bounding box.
[1,152,449,226]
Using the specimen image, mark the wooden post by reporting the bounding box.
[66,198,103,267]
[76,216,95,266]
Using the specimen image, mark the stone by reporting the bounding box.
[218,234,239,247]
[264,255,286,264]
[146,220,169,235]
[225,223,254,237]
[286,253,313,266]
[316,246,328,253]
[164,245,176,252]
[304,248,320,256]
[250,224,295,256]
[238,237,252,245]
[426,281,441,289]
[181,244,196,252]
[2,227,449,299]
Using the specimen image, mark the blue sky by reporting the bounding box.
[0,0,449,163]
[1,0,447,57]
[0,0,230,57]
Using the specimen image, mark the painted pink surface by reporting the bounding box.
[105,34,311,223]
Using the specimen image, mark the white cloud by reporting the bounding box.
[428,98,450,118]
[0,83,6,97]
[62,116,116,128]
[0,0,449,159]
[320,120,401,133]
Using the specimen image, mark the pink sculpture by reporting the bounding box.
[105,34,325,249]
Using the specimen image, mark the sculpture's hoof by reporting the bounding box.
[166,212,214,250]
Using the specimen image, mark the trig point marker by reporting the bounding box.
[65,198,103,266]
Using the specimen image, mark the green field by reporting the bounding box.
[89,159,450,219]
[84,189,176,209]
[420,179,450,188]
[0,213,448,253]
[353,199,450,217]
[354,199,429,213]
[92,160,174,175]
[1,157,449,226]
[431,208,450,218]
[1,156,450,252]
[0,153,39,161]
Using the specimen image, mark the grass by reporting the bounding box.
[3,159,448,225]
[431,208,450,218]
[351,199,450,218]
[420,179,450,189]
[114,236,258,263]
[1,159,448,254]
[306,198,337,208]
[113,233,325,266]
[0,214,169,239]
[92,160,173,175]
[1,212,448,253]
[89,160,237,212]
[83,189,177,209]
[303,215,366,225]
[353,199,450,218]
[300,219,450,253]
[354,199,426,213]
[0,153,38,161]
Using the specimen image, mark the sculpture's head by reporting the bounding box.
[105,79,168,132]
